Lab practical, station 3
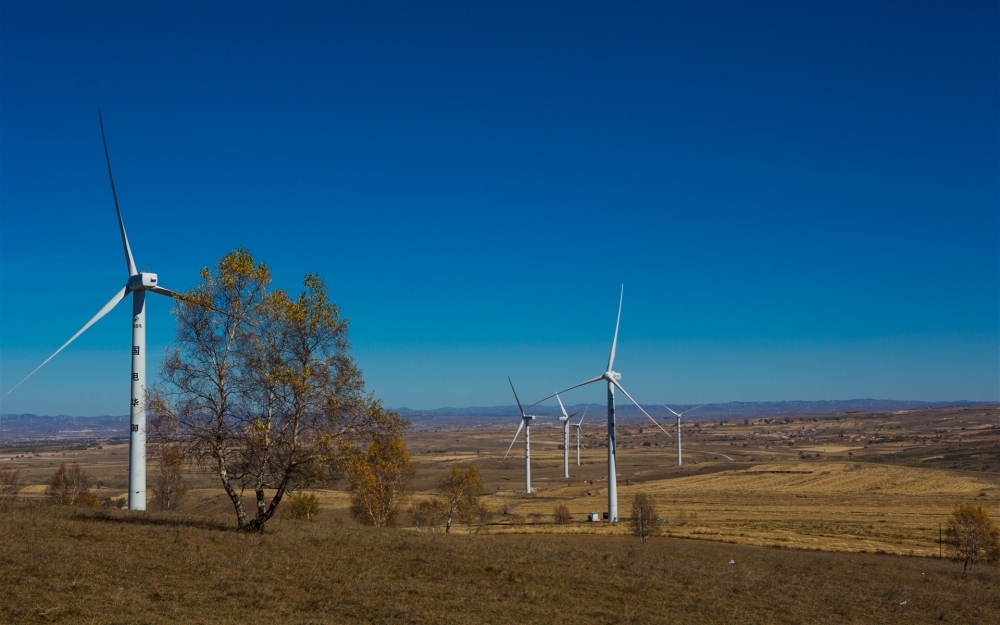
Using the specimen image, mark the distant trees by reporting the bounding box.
[149,249,404,532]
[151,445,189,511]
[946,504,1000,570]
[436,465,486,533]
[630,492,659,543]
[0,464,19,502]
[46,462,95,506]
[346,435,416,526]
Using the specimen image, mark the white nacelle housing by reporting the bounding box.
[128,272,159,290]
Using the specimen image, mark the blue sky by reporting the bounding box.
[1,2,997,414]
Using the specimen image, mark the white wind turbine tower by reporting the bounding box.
[0,111,182,511]
[572,405,588,466]
[555,394,581,478]
[663,404,704,467]
[503,377,539,493]
[529,286,670,522]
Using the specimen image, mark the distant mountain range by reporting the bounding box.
[2,399,995,437]
[394,399,997,426]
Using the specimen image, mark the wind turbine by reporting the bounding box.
[529,286,670,522]
[663,404,704,466]
[555,394,580,478]
[503,377,539,494]
[0,111,181,511]
[572,405,588,466]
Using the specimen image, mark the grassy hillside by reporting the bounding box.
[2,503,998,625]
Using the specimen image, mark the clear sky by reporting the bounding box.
[1,2,997,415]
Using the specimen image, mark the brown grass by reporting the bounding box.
[2,502,998,624]
[2,406,998,622]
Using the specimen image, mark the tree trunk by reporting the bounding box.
[217,454,248,529]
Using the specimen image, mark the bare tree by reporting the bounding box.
[630,492,659,543]
[946,504,1000,570]
[346,434,415,526]
[151,445,189,511]
[436,465,484,533]
[0,464,19,502]
[46,462,92,506]
[150,249,403,532]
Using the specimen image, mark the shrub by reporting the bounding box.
[281,492,321,521]
[553,504,572,524]
[74,492,100,508]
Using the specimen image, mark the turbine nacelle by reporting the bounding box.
[127,272,159,291]
[603,371,622,382]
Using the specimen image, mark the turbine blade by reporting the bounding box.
[1,287,128,400]
[149,286,181,299]
[607,285,623,371]
[503,419,526,459]
[681,404,706,416]
[508,376,525,417]
[662,404,682,418]
[526,375,604,409]
[556,394,569,419]
[577,405,588,426]
[613,380,671,438]
[99,110,138,277]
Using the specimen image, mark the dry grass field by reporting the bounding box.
[1,405,998,623]
[2,503,999,624]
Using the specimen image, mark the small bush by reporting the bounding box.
[102,496,127,509]
[281,492,320,521]
[553,504,572,524]
[74,492,100,508]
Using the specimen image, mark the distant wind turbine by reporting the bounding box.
[529,286,669,522]
[572,405,589,466]
[663,405,704,466]
[555,394,580,478]
[503,377,540,494]
[0,111,182,511]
